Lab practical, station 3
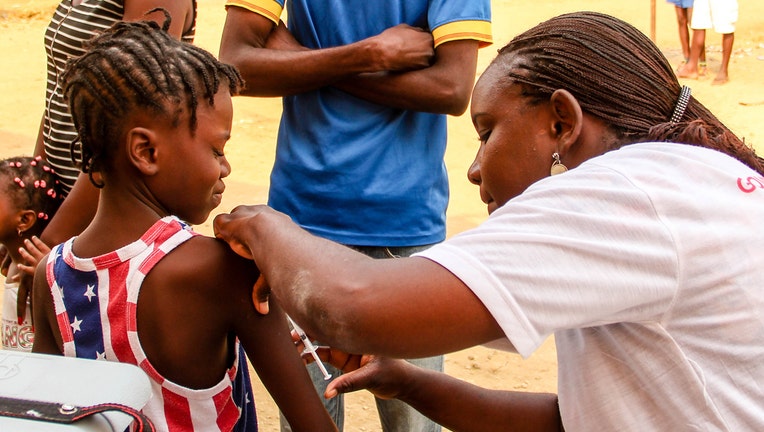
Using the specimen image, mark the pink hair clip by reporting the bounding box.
[13,177,25,188]
[38,212,49,220]
[47,188,57,198]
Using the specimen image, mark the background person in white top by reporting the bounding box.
[214,11,764,432]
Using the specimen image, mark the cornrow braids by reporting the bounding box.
[494,11,763,175]
[1,156,64,234]
[60,11,244,186]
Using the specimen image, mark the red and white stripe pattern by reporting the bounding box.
[46,216,257,431]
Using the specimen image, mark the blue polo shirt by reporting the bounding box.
[227,0,492,246]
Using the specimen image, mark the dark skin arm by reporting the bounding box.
[214,205,502,359]
[31,253,61,354]
[219,7,478,115]
[213,206,563,430]
[139,237,335,430]
[320,354,562,432]
[122,0,195,38]
[33,236,336,431]
[219,8,432,96]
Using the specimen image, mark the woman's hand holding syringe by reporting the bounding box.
[288,315,333,380]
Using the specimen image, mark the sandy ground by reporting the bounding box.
[1,0,762,430]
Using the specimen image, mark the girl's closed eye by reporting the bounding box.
[477,130,491,144]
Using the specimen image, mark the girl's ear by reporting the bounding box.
[16,209,37,235]
[549,89,583,155]
[126,127,159,175]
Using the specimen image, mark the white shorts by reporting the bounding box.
[691,0,738,34]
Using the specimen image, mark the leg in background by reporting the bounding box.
[713,32,734,85]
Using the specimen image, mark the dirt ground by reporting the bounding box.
[1,0,762,430]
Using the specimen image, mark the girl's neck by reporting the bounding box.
[73,193,168,258]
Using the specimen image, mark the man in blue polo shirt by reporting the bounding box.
[220,2,492,430]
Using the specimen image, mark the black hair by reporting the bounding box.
[493,11,763,175]
[0,156,64,235]
[61,10,245,187]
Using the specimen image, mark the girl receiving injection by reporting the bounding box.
[31,15,336,432]
[0,155,62,352]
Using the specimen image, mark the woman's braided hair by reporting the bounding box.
[495,11,763,175]
[61,9,244,187]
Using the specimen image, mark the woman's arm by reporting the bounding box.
[324,356,563,432]
[214,205,505,359]
[124,0,195,39]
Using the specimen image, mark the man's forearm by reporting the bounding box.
[334,39,479,115]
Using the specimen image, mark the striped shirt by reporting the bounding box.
[46,216,257,431]
[41,0,197,194]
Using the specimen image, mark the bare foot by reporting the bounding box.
[676,64,699,79]
[712,73,729,85]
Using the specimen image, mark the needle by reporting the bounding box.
[287,315,332,380]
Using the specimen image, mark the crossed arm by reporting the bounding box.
[218,6,479,115]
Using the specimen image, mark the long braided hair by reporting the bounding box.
[60,10,244,187]
[0,156,63,235]
[494,11,763,175]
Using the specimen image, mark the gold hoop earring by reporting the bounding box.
[550,152,568,176]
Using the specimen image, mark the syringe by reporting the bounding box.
[287,315,332,380]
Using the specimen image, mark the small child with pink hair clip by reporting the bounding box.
[0,155,63,351]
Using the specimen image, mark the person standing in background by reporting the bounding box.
[677,0,737,84]
[219,1,492,431]
[667,0,706,72]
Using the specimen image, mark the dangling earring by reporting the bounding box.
[550,152,568,176]
[17,228,23,237]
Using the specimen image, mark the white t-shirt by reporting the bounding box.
[2,278,33,352]
[417,143,764,431]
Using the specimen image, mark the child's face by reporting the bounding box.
[152,87,234,225]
